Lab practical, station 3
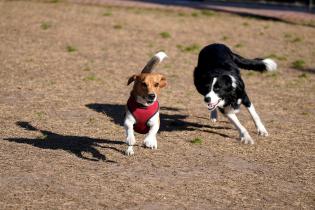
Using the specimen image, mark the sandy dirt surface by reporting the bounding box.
[0,0,314,209]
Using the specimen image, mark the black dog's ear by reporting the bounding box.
[127,74,138,85]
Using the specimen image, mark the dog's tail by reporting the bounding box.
[141,51,168,73]
[232,53,277,72]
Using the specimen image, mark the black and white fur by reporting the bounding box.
[194,43,277,144]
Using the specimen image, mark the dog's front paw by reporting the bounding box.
[257,126,269,137]
[125,146,134,156]
[240,132,254,144]
[126,135,136,146]
[144,135,157,149]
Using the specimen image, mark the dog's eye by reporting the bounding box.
[213,85,220,91]
[141,82,147,88]
[154,83,159,87]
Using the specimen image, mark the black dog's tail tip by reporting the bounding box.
[233,52,277,72]
[262,58,277,72]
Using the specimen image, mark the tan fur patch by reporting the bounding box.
[128,73,167,98]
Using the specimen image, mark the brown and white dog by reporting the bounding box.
[124,52,167,155]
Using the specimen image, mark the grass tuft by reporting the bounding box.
[201,10,215,16]
[292,60,305,69]
[191,12,199,17]
[298,73,308,79]
[242,22,249,26]
[234,43,244,48]
[291,37,302,43]
[113,24,122,29]
[160,31,171,39]
[191,137,203,144]
[177,44,200,53]
[103,11,112,16]
[36,111,45,119]
[178,12,187,16]
[41,21,52,30]
[222,36,229,41]
[84,75,97,81]
[66,45,77,52]
[267,53,287,61]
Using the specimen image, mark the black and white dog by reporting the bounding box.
[194,43,277,144]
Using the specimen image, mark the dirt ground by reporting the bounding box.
[0,0,314,209]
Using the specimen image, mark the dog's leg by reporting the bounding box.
[247,104,268,136]
[210,109,218,122]
[242,94,268,137]
[225,112,254,144]
[124,110,136,155]
[144,112,159,149]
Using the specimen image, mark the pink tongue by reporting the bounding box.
[208,103,215,108]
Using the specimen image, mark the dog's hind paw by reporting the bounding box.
[125,146,134,156]
[240,132,254,145]
[144,136,157,149]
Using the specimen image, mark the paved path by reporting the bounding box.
[69,0,315,26]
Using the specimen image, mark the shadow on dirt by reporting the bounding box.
[132,0,314,25]
[4,121,124,162]
[293,67,315,74]
[86,103,231,133]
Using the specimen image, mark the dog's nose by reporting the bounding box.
[204,97,211,103]
[148,94,156,100]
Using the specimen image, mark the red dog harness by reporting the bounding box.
[127,96,159,134]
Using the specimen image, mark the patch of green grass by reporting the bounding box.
[50,0,61,3]
[234,43,244,48]
[298,73,308,79]
[177,44,200,53]
[201,10,215,16]
[66,45,77,52]
[191,137,203,145]
[267,53,287,61]
[221,36,229,41]
[178,12,187,16]
[113,24,122,29]
[301,112,309,116]
[160,31,171,39]
[191,12,199,17]
[284,33,292,39]
[88,117,96,124]
[40,21,52,30]
[84,75,97,81]
[291,37,302,43]
[292,59,305,69]
[242,22,249,26]
[36,111,45,119]
[263,25,269,29]
[103,11,112,16]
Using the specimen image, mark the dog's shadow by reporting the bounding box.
[4,121,124,162]
[86,103,231,137]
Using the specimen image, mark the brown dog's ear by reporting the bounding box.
[159,75,167,88]
[127,74,138,85]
